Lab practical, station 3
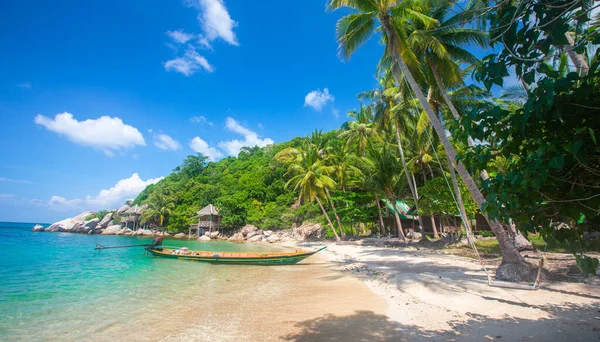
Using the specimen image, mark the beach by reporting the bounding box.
[4,222,600,341]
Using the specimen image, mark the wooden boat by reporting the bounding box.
[145,246,326,265]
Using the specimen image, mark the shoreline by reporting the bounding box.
[310,242,600,341]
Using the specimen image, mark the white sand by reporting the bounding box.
[316,243,600,341]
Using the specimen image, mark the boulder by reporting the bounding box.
[45,211,95,233]
[102,225,122,235]
[137,229,154,236]
[173,233,188,239]
[264,230,273,237]
[256,229,265,236]
[267,234,280,243]
[84,218,100,231]
[198,235,211,241]
[209,231,220,239]
[98,212,114,228]
[292,222,323,240]
[117,228,133,236]
[247,235,263,243]
[32,224,45,232]
[228,232,244,241]
[406,231,422,240]
[241,224,259,237]
[246,231,258,239]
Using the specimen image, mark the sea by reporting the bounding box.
[0,222,292,341]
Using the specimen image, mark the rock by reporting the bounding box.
[102,225,122,235]
[256,229,265,236]
[267,234,280,243]
[198,235,211,241]
[116,204,130,215]
[137,229,154,236]
[98,212,114,228]
[84,218,100,231]
[247,235,263,242]
[246,231,258,239]
[406,231,422,240]
[264,230,273,237]
[241,224,259,237]
[32,224,45,232]
[117,228,133,236]
[209,231,220,239]
[292,222,323,240]
[45,211,96,233]
[173,233,188,239]
[228,232,244,241]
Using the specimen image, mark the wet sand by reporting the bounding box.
[162,253,404,341]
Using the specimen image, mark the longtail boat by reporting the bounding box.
[145,246,326,265]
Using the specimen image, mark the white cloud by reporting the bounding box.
[218,117,274,156]
[16,81,32,89]
[167,29,195,44]
[0,193,15,199]
[164,48,214,76]
[153,133,181,151]
[34,112,145,156]
[189,137,224,161]
[195,0,238,46]
[304,88,334,111]
[190,115,213,125]
[48,173,163,212]
[0,177,33,184]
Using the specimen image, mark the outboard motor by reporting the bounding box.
[151,236,164,251]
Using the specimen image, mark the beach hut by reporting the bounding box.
[121,204,147,231]
[189,204,221,237]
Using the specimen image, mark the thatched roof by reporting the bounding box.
[194,204,219,217]
[124,204,147,215]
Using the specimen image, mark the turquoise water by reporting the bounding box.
[0,222,291,341]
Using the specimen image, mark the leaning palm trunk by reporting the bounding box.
[390,194,407,242]
[394,123,425,238]
[375,194,387,236]
[418,170,439,238]
[325,188,345,239]
[381,17,534,281]
[445,154,473,236]
[316,196,341,241]
[428,56,533,251]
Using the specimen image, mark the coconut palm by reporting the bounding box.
[339,105,376,156]
[366,144,407,241]
[328,0,533,280]
[285,144,342,241]
[141,192,175,227]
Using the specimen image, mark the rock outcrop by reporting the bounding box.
[198,235,211,241]
[45,212,95,233]
[32,224,45,232]
[209,231,220,239]
[101,225,122,235]
[173,233,188,239]
[98,212,114,228]
[291,222,323,240]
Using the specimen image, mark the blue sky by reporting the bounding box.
[0,0,388,223]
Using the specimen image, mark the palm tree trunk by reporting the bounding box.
[394,123,425,237]
[419,169,439,239]
[325,188,345,239]
[390,194,407,242]
[316,196,341,241]
[445,154,473,235]
[381,19,532,280]
[375,194,386,236]
[564,32,589,76]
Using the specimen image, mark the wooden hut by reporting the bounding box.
[189,204,221,237]
[120,204,147,231]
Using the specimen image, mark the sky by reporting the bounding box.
[0,0,388,223]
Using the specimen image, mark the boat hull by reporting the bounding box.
[146,247,325,265]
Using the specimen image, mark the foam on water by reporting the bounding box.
[0,222,290,341]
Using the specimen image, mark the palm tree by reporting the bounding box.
[339,105,376,156]
[285,144,342,241]
[141,192,175,228]
[328,0,534,280]
[366,144,407,241]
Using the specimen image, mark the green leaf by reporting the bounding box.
[548,154,564,170]
[589,128,597,145]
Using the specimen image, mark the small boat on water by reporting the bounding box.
[145,246,326,265]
